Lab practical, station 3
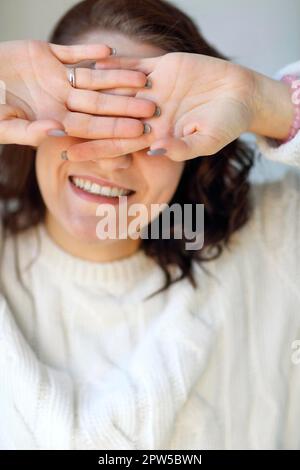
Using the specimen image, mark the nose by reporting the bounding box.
[91,154,132,170]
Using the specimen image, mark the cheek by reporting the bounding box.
[143,159,185,204]
[135,160,184,230]
[35,141,65,211]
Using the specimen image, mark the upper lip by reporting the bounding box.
[69,174,135,192]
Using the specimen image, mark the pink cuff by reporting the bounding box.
[280,74,300,143]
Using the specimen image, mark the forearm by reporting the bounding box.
[249,71,295,140]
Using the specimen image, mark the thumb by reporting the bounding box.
[147,131,225,161]
[0,104,66,146]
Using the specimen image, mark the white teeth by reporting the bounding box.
[111,188,120,197]
[90,183,99,193]
[101,186,112,196]
[83,180,92,191]
[71,176,131,197]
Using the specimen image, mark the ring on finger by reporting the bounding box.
[67,67,76,88]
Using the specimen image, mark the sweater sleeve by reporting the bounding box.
[247,61,300,276]
[234,91,300,449]
[254,59,300,167]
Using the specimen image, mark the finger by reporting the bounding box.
[94,55,158,75]
[74,68,148,90]
[97,87,140,97]
[147,131,226,161]
[65,134,152,161]
[0,105,65,145]
[62,111,147,139]
[66,88,156,118]
[49,42,116,64]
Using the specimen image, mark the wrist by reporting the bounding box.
[248,71,294,140]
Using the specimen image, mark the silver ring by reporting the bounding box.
[67,67,76,88]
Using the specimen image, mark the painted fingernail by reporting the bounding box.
[145,78,152,88]
[61,150,69,160]
[143,123,152,134]
[110,47,117,56]
[147,148,167,156]
[47,129,68,137]
[153,105,161,117]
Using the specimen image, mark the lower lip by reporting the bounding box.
[68,177,134,205]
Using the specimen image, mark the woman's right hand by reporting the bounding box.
[0,39,155,146]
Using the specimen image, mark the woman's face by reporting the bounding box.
[35,31,184,258]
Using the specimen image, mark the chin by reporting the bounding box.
[63,216,105,244]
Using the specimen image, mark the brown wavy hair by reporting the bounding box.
[0,0,255,295]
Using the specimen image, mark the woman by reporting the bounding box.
[0,0,299,450]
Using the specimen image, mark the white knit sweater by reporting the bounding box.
[1,61,300,450]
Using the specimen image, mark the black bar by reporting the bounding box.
[0,450,298,467]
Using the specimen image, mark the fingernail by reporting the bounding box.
[145,78,152,89]
[143,123,152,134]
[153,105,161,117]
[110,47,117,56]
[47,129,68,137]
[61,150,69,160]
[147,148,167,156]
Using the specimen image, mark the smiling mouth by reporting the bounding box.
[68,175,135,198]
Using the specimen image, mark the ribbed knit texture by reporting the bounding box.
[1,61,300,450]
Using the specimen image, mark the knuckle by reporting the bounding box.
[104,69,115,83]
[65,89,76,109]
[110,118,119,139]
[95,92,104,113]
[84,115,95,138]
[88,68,96,89]
[122,96,131,115]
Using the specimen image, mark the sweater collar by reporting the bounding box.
[22,222,163,295]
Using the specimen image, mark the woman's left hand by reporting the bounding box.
[117,52,258,160]
[67,51,294,161]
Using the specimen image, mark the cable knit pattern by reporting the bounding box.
[0,61,300,450]
[0,222,221,450]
